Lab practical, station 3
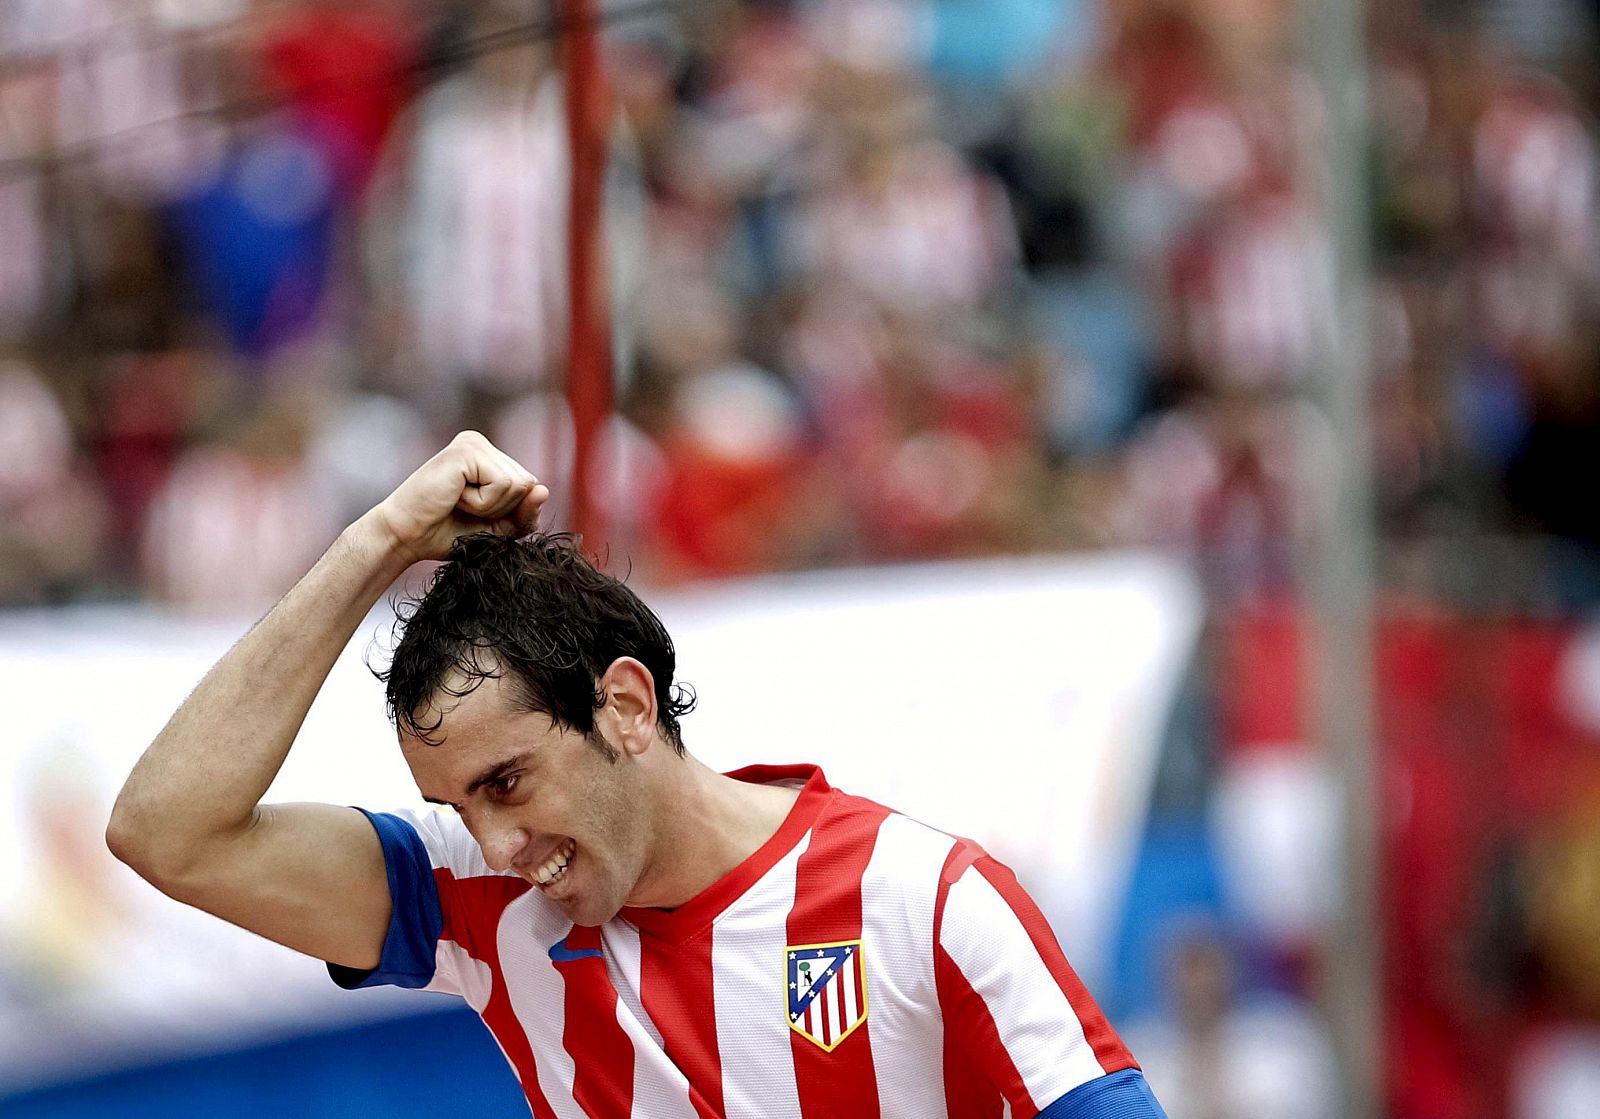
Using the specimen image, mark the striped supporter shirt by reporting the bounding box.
[330,764,1167,1118]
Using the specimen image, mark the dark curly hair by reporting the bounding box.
[375,533,695,756]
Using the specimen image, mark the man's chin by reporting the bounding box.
[546,882,625,927]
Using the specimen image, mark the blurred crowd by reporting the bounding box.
[3,0,1600,612]
[7,2,1600,1116]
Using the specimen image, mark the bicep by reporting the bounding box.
[162,802,392,970]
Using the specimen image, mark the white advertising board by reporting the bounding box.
[0,552,1200,1091]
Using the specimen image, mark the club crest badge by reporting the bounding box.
[785,939,868,1051]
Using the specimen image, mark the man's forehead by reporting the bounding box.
[401,687,526,800]
[406,669,515,741]
[399,672,560,777]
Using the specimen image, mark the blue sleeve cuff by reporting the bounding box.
[327,809,444,990]
[1038,1069,1169,1119]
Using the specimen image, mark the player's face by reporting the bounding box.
[401,673,655,927]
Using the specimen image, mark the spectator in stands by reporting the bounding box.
[0,361,109,604]
[366,6,567,414]
[140,394,341,613]
[262,0,419,199]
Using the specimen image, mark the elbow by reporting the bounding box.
[105,798,156,877]
[106,795,249,899]
[105,796,195,888]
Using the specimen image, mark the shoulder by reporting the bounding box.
[816,787,1061,936]
[813,788,966,884]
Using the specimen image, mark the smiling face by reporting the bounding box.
[401,670,657,927]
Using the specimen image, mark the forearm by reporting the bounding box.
[108,514,411,879]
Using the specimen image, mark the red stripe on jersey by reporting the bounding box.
[936,941,1026,1117]
[640,930,723,1118]
[972,857,1136,1075]
[438,871,558,1119]
[785,794,889,1119]
[559,924,636,1118]
[932,844,1020,1118]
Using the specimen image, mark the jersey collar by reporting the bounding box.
[620,764,832,943]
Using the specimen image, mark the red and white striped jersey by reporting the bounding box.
[333,765,1155,1118]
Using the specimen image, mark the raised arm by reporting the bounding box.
[105,431,546,970]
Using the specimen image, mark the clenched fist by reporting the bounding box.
[366,431,549,565]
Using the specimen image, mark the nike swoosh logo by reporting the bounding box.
[548,936,603,963]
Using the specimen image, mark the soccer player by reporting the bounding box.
[108,431,1167,1118]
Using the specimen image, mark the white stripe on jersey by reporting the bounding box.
[428,938,494,1009]
[710,827,813,1119]
[941,866,1105,1104]
[381,806,515,1002]
[601,922,699,1119]
[499,888,586,1119]
[835,967,854,1041]
[601,920,671,1050]
[860,813,956,1118]
[625,1039,698,1119]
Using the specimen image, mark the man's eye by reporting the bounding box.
[491,775,519,797]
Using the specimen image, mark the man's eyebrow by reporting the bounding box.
[419,753,533,806]
[464,753,533,796]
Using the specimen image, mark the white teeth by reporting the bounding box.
[532,840,576,886]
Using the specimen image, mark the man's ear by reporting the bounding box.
[597,657,659,757]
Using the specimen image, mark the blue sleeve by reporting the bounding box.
[326,809,444,990]
[1037,1069,1169,1119]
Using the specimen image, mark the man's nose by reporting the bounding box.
[472,813,530,872]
